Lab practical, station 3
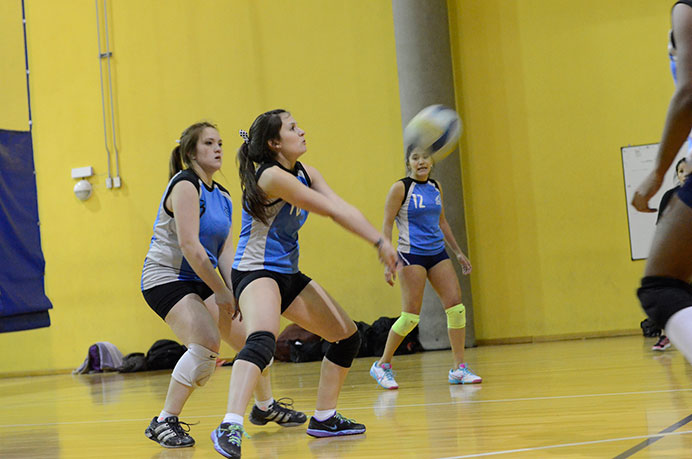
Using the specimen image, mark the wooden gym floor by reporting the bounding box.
[2,335,692,458]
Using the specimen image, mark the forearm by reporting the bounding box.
[440,221,463,256]
[382,222,394,244]
[217,259,234,291]
[181,243,227,293]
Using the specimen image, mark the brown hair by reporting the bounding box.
[169,121,218,179]
[237,109,287,224]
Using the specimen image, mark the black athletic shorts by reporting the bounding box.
[231,269,312,313]
[398,249,450,271]
[142,281,213,320]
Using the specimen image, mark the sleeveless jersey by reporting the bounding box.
[395,177,445,255]
[141,169,233,290]
[233,161,311,274]
[669,0,692,158]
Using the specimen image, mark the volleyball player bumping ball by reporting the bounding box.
[140,122,306,450]
[209,109,399,458]
[370,105,482,390]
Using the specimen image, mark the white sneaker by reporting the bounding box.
[448,363,482,384]
[370,361,399,389]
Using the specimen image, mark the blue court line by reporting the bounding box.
[612,412,692,459]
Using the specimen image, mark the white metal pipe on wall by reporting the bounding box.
[95,0,121,189]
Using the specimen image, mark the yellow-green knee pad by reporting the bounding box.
[446,303,466,329]
[391,312,419,336]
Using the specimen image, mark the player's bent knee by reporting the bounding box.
[638,276,692,329]
[171,343,218,388]
[391,312,419,337]
[236,331,276,372]
[445,303,466,329]
[325,330,361,368]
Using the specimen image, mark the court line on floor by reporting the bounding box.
[436,429,692,458]
[611,413,692,459]
[1,388,691,429]
[366,388,692,410]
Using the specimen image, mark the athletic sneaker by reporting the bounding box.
[448,363,482,384]
[210,422,243,458]
[369,361,399,389]
[145,416,195,448]
[249,397,307,427]
[307,412,366,437]
[652,335,671,351]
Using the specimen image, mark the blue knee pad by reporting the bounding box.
[236,331,276,371]
[638,276,692,329]
[325,330,361,368]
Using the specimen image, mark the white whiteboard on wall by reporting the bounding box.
[621,143,685,260]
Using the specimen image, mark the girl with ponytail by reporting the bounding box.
[211,109,399,458]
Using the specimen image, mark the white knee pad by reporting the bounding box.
[171,343,218,388]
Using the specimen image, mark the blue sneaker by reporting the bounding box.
[210,422,243,458]
[306,412,366,438]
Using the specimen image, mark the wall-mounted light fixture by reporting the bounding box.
[71,166,94,201]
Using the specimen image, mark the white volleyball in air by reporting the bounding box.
[403,104,462,162]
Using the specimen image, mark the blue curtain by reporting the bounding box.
[0,129,52,332]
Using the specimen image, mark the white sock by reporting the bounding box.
[255,397,274,411]
[158,410,176,422]
[665,307,692,363]
[223,413,244,426]
[313,409,336,421]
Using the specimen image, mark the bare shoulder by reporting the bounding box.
[255,165,292,199]
[258,164,290,184]
[388,180,405,196]
[169,179,199,202]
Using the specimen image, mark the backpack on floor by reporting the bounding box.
[72,341,124,374]
[276,324,323,362]
[145,339,187,370]
[355,321,374,357]
[118,352,148,373]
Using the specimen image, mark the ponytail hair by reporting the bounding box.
[237,109,287,224]
[168,121,218,179]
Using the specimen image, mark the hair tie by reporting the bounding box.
[239,129,250,144]
[175,139,181,145]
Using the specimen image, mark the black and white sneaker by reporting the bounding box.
[145,416,195,448]
[249,398,307,427]
[306,412,366,438]
[210,422,243,458]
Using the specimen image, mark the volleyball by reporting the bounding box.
[403,105,462,162]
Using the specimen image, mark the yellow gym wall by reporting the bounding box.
[0,0,402,375]
[0,0,675,375]
[448,0,670,341]
[0,1,29,131]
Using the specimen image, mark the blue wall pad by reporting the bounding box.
[0,129,52,332]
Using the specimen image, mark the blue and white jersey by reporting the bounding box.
[395,177,445,255]
[233,161,311,274]
[141,169,232,290]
